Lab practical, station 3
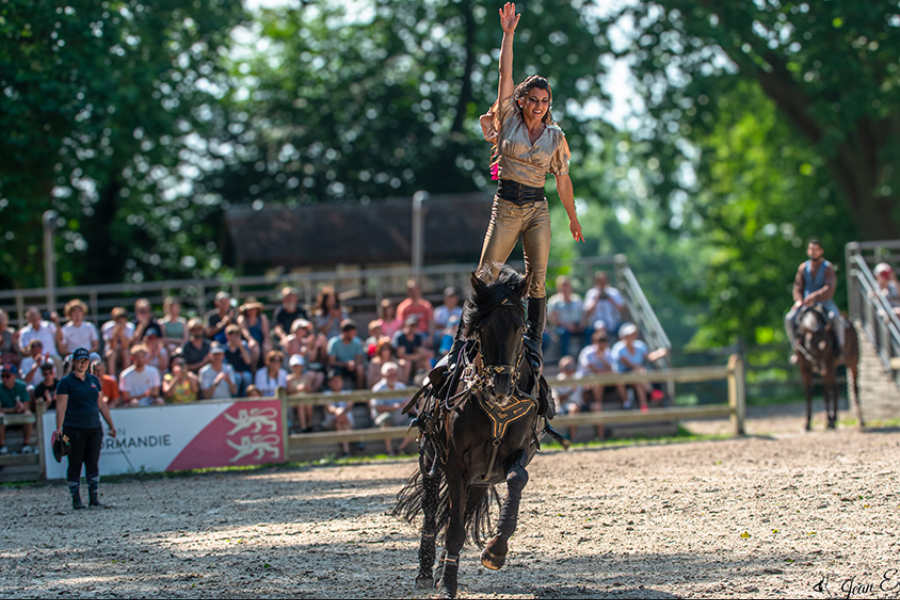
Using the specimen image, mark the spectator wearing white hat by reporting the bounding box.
[873,263,900,318]
[286,354,314,432]
[610,323,668,412]
[200,342,237,400]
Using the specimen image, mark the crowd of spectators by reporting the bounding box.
[0,270,668,454]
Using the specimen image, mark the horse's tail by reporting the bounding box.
[392,465,502,548]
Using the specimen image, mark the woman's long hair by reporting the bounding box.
[315,285,340,317]
[488,75,556,175]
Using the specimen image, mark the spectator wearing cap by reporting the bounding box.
[162,355,199,404]
[160,296,188,357]
[432,287,462,349]
[378,299,402,340]
[0,364,33,454]
[254,350,288,397]
[131,298,161,343]
[206,291,235,345]
[272,287,308,344]
[20,339,51,387]
[224,324,256,396]
[553,356,584,441]
[548,276,589,357]
[327,320,366,389]
[18,306,63,364]
[575,331,615,439]
[873,263,900,318]
[34,362,60,410]
[102,307,134,376]
[367,336,410,388]
[118,345,163,407]
[611,323,668,412]
[286,354,314,432]
[314,286,347,341]
[60,300,99,356]
[392,317,433,383]
[370,361,415,456]
[199,342,237,400]
[181,318,211,373]
[237,296,270,367]
[397,279,434,336]
[143,325,169,374]
[322,369,353,457]
[91,359,120,408]
[583,271,626,338]
[0,309,18,366]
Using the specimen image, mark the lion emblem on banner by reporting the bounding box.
[226,435,282,462]
[224,407,279,435]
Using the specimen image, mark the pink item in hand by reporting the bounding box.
[490,163,499,180]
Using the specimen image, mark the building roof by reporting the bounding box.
[224,192,493,267]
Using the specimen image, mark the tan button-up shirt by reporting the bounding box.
[489,96,570,189]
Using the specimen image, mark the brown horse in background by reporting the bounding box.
[794,304,864,430]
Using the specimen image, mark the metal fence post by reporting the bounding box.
[278,388,290,463]
[35,400,47,479]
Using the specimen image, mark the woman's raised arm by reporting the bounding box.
[497,2,520,104]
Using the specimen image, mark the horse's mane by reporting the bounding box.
[461,264,528,338]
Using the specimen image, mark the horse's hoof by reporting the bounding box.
[481,547,506,570]
[434,584,457,599]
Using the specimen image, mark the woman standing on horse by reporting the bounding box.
[447,2,584,372]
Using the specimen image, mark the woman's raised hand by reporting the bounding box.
[499,2,520,33]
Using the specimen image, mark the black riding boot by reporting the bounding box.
[525,296,547,369]
[69,481,85,510]
[87,474,106,508]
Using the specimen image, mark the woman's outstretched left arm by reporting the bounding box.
[555,174,584,242]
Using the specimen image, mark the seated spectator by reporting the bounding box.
[370,361,415,456]
[368,337,410,388]
[286,354,314,432]
[0,365,33,454]
[397,279,434,336]
[33,363,59,410]
[245,384,263,398]
[20,340,51,387]
[143,326,169,374]
[611,323,668,412]
[254,350,288,397]
[322,369,353,457]
[199,342,237,400]
[314,286,347,340]
[18,306,62,370]
[238,297,270,368]
[163,356,199,404]
[0,309,17,366]
[60,299,99,356]
[91,360,120,408]
[119,345,164,407]
[433,287,462,348]
[206,291,235,344]
[224,324,256,396]
[282,318,328,376]
[437,315,460,358]
[181,318,211,373]
[160,296,188,357]
[102,307,134,376]
[584,271,626,338]
[272,286,308,345]
[549,276,588,357]
[575,331,615,440]
[327,319,366,389]
[553,356,583,440]
[392,317,433,383]
[365,319,385,357]
[378,299,402,339]
[131,298,161,342]
[874,263,900,318]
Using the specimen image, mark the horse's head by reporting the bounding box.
[797,305,832,355]
[463,265,529,401]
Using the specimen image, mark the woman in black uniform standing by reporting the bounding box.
[55,347,117,509]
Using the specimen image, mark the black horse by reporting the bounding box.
[794,304,864,430]
[394,265,553,599]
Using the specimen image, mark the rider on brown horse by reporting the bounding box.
[784,238,844,362]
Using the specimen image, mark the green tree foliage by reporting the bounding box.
[589,0,899,344]
[198,0,608,208]
[0,0,245,289]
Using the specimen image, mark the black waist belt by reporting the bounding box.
[497,179,545,205]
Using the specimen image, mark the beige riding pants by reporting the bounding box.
[478,197,551,299]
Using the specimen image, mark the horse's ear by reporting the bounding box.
[470,272,485,294]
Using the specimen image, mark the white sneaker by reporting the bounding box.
[21,446,33,455]
[0,446,7,455]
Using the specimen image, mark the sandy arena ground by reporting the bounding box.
[1,402,899,599]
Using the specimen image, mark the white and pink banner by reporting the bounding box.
[43,399,285,479]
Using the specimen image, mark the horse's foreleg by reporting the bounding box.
[435,476,466,599]
[802,367,813,431]
[849,363,865,428]
[482,449,529,571]
[825,372,837,429]
[414,471,440,590]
